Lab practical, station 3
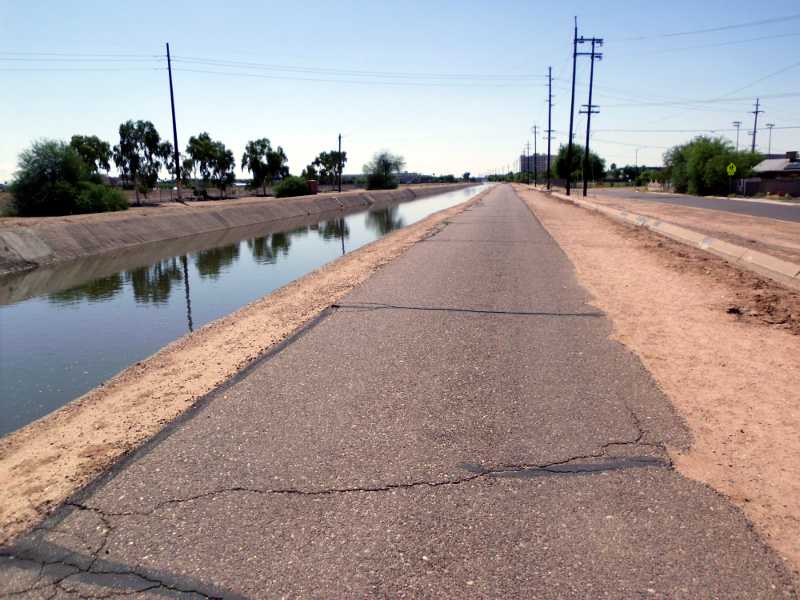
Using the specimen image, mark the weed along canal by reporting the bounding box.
[0,185,488,436]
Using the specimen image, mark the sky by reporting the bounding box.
[1,0,799,182]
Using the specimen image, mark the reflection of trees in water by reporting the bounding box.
[247,237,277,265]
[48,273,124,305]
[366,207,404,235]
[126,257,184,304]
[194,244,241,279]
[269,232,292,258]
[319,219,350,240]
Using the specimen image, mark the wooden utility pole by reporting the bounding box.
[546,66,553,190]
[337,133,343,192]
[166,43,181,200]
[566,17,578,196]
[578,36,603,197]
[751,98,763,153]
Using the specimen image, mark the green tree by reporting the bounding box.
[301,163,318,180]
[69,135,112,174]
[112,120,168,203]
[553,144,605,183]
[663,136,761,196]
[463,172,471,181]
[313,150,347,188]
[210,141,236,198]
[9,140,128,216]
[266,145,289,186]
[363,151,405,190]
[241,138,272,195]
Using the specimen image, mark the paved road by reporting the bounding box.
[2,185,795,598]
[592,187,800,222]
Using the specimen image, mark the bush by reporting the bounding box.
[366,172,398,190]
[10,139,128,216]
[273,176,309,198]
[75,182,128,213]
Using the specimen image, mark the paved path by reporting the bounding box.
[592,188,800,222]
[2,185,795,598]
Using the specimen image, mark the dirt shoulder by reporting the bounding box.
[0,188,489,545]
[588,193,800,264]
[516,186,800,583]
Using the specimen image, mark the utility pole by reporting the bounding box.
[750,98,763,153]
[166,43,181,200]
[337,133,342,192]
[578,36,603,197]
[732,121,742,152]
[765,123,775,155]
[524,141,531,184]
[566,17,579,196]
[546,66,553,190]
[532,126,538,186]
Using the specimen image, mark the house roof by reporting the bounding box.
[753,157,800,174]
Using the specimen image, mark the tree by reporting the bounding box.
[185,133,235,198]
[266,145,289,186]
[112,120,169,203]
[69,135,111,174]
[663,136,761,196]
[553,144,605,183]
[301,163,318,180]
[273,176,309,197]
[363,151,405,190]
[10,139,127,216]
[241,138,272,195]
[313,150,347,188]
[210,141,236,198]
[463,172,471,181]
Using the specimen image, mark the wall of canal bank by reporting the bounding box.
[0,183,473,276]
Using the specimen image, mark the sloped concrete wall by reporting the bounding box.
[0,184,472,276]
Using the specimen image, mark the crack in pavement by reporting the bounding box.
[332,302,604,318]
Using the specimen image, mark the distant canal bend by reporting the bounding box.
[0,185,489,436]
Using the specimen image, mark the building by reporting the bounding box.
[520,154,550,176]
[740,151,800,197]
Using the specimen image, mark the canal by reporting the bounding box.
[0,184,489,436]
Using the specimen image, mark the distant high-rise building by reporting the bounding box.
[520,154,549,175]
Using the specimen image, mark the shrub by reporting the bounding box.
[74,182,129,213]
[366,172,398,190]
[10,139,128,216]
[273,176,309,198]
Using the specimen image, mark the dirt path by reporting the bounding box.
[589,193,800,264]
[518,186,800,583]
[0,188,489,546]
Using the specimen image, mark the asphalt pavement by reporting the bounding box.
[1,184,795,598]
[591,187,800,222]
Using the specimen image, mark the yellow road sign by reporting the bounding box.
[726,163,737,176]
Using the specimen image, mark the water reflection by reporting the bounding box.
[195,244,241,280]
[48,274,124,305]
[366,207,405,235]
[128,258,184,304]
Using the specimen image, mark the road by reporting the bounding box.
[592,187,800,222]
[1,185,794,598]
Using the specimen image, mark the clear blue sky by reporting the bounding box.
[1,0,799,182]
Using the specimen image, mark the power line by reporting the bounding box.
[171,67,543,87]
[622,13,800,41]
[641,31,800,55]
[171,55,546,81]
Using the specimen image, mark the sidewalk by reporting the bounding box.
[1,185,794,598]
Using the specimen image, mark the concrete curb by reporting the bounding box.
[550,191,800,292]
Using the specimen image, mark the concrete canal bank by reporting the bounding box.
[0,183,472,275]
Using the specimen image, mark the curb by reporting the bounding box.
[550,191,800,292]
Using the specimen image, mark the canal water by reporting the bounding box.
[0,185,489,436]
